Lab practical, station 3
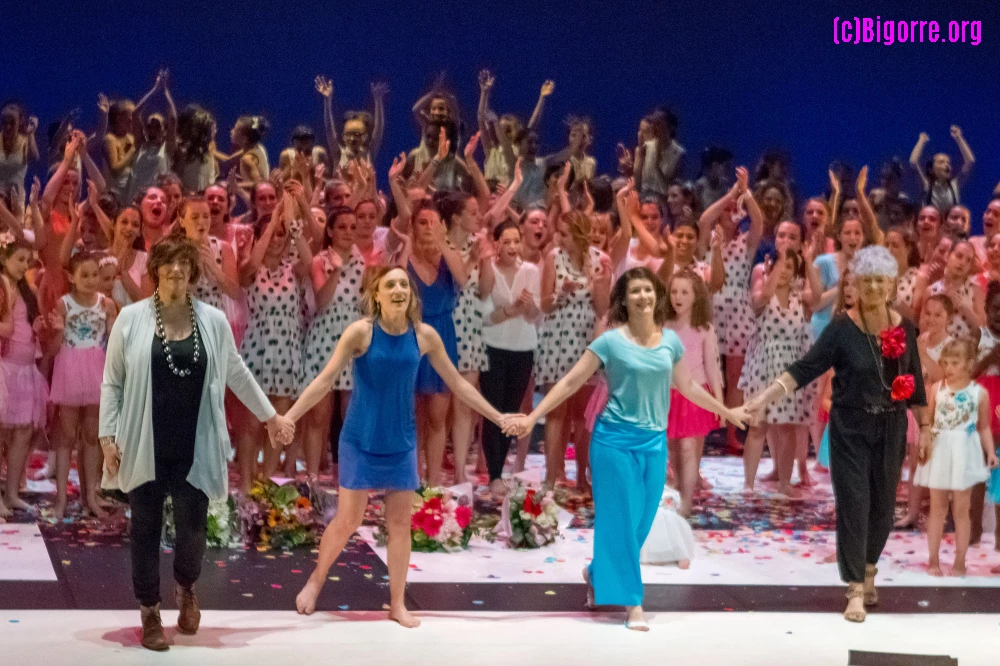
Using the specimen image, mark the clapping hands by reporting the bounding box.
[266,414,296,449]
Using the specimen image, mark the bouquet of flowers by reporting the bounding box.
[239,479,317,550]
[162,495,241,549]
[376,485,474,553]
[496,480,562,549]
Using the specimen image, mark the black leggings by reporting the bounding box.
[479,347,534,481]
[128,458,209,607]
[828,407,907,584]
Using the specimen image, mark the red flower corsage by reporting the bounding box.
[879,326,906,359]
[891,374,915,401]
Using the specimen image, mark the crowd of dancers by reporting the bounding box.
[2,68,1000,639]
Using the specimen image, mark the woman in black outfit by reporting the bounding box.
[100,235,293,651]
[745,245,929,623]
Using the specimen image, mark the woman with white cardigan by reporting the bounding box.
[99,235,294,652]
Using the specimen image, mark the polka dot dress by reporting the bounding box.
[240,259,303,397]
[929,278,978,340]
[712,233,756,357]
[534,246,603,386]
[894,266,918,316]
[452,237,488,374]
[302,248,365,391]
[192,236,225,311]
[739,285,814,424]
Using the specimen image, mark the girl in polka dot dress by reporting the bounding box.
[177,196,240,312]
[441,192,493,485]
[535,211,612,487]
[703,167,763,453]
[301,206,365,478]
[885,226,920,323]
[740,248,820,497]
[236,193,312,492]
[916,240,984,341]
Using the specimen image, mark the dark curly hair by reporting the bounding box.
[608,266,669,326]
[176,104,215,161]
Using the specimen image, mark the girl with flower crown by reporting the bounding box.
[745,245,928,624]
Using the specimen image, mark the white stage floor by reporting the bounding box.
[0,524,56,581]
[0,610,994,665]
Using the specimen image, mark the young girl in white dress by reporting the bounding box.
[914,338,998,577]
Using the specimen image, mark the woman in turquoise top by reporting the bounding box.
[506,267,748,630]
[283,266,508,627]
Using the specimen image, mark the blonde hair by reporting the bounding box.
[564,211,593,274]
[361,265,422,323]
[940,337,977,365]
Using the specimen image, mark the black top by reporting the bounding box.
[151,324,207,463]
[787,313,926,411]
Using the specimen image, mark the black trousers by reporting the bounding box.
[128,457,209,607]
[828,407,908,583]
[479,347,534,481]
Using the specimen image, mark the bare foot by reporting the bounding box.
[577,481,592,497]
[951,562,967,577]
[388,605,420,628]
[625,606,649,632]
[761,469,779,483]
[742,485,755,496]
[296,576,324,615]
[991,563,1000,574]
[894,514,919,529]
[489,479,507,496]
[7,496,31,512]
[776,484,802,499]
[823,552,838,564]
[84,499,109,520]
[928,562,943,577]
[53,497,68,521]
[697,475,713,491]
[798,472,815,488]
[0,502,11,519]
[813,464,829,474]
[677,559,691,570]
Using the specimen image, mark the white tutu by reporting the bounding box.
[640,487,695,565]
[914,428,989,491]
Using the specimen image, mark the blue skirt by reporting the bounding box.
[415,310,458,394]
[338,437,420,491]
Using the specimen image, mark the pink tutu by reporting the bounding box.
[584,376,609,432]
[667,386,719,439]
[0,359,49,428]
[50,346,105,406]
[222,293,249,348]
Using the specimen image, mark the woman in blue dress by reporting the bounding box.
[283,265,507,627]
[506,267,748,630]
[402,199,470,486]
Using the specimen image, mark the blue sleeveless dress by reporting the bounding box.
[408,258,459,394]
[338,321,421,490]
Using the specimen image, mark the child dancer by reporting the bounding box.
[914,338,997,576]
[896,295,953,528]
[48,252,117,519]
[664,270,723,516]
[0,235,49,517]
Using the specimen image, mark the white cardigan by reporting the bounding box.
[100,298,276,501]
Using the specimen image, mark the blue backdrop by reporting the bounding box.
[2,0,997,227]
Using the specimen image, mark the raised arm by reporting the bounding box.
[610,179,636,268]
[240,198,283,286]
[909,132,930,192]
[22,114,40,163]
[86,179,114,242]
[315,76,340,167]
[59,202,83,269]
[527,80,554,130]
[42,133,83,213]
[483,159,523,230]
[855,166,884,246]
[370,82,388,159]
[162,70,178,156]
[463,132,492,215]
[951,125,975,179]
[477,69,496,152]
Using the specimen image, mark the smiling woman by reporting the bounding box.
[99,235,293,650]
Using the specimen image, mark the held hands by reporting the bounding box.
[723,406,752,430]
[501,414,535,438]
[917,428,933,465]
[266,414,296,449]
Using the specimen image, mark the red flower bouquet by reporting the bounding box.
[376,486,475,553]
[891,374,915,401]
[879,326,906,359]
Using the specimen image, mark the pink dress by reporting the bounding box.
[667,325,719,438]
[0,297,49,428]
[50,293,108,406]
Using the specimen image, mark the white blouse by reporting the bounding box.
[483,259,541,351]
[99,298,275,501]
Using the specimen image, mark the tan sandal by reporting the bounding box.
[863,565,878,606]
[844,585,866,623]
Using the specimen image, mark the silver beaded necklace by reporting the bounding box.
[153,290,201,378]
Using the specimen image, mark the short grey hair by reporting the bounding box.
[850,245,898,279]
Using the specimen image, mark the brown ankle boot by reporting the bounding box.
[176,585,201,635]
[140,604,170,651]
